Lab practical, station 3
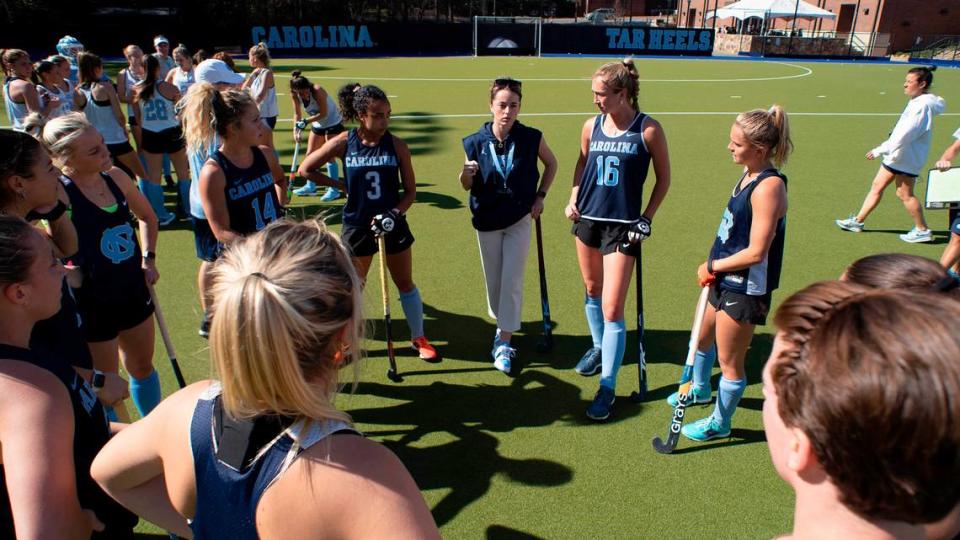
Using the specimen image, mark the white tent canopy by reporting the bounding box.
[706,0,836,20]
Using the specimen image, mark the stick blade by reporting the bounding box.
[387,369,403,383]
[651,433,679,454]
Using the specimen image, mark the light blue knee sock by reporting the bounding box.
[105,406,118,422]
[162,154,171,177]
[327,161,340,182]
[399,287,425,339]
[711,377,746,427]
[598,320,626,389]
[584,295,603,349]
[691,347,717,387]
[139,179,169,219]
[130,369,162,416]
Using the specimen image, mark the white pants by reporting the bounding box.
[477,215,532,333]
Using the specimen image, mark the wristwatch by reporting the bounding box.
[91,369,106,391]
[143,250,156,261]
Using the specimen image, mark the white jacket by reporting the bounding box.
[871,93,946,176]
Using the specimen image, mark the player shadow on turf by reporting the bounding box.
[664,428,767,455]
[414,183,463,210]
[348,371,588,526]
[389,111,452,157]
[486,525,546,540]
[861,228,951,245]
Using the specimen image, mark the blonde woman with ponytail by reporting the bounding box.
[565,57,671,421]
[676,105,793,443]
[91,219,441,539]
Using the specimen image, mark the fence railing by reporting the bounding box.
[714,30,889,57]
[910,35,960,62]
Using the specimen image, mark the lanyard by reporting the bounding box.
[487,141,515,187]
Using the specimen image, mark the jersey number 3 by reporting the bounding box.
[366,171,381,200]
[595,156,620,187]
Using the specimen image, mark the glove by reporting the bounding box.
[295,119,307,130]
[627,216,652,243]
[371,209,402,236]
[697,262,716,287]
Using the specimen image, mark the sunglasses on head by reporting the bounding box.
[493,77,522,89]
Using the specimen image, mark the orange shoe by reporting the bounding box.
[412,336,441,363]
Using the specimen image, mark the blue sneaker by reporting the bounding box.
[899,227,933,243]
[666,383,712,408]
[681,416,731,442]
[294,181,319,196]
[586,386,615,421]
[575,347,602,376]
[493,343,516,375]
[319,187,343,201]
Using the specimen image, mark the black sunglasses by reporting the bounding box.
[493,77,522,88]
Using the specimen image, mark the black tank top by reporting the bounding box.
[0,344,136,537]
[209,147,279,236]
[61,173,143,300]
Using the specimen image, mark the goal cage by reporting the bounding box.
[473,16,542,57]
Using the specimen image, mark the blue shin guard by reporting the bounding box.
[598,320,626,390]
[711,377,746,427]
[130,369,162,416]
[399,287,425,339]
[584,295,604,349]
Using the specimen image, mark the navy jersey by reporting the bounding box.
[62,172,143,300]
[342,129,401,226]
[189,384,357,539]
[576,113,652,223]
[210,147,280,236]
[30,279,93,370]
[463,121,543,231]
[0,344,136,536]
[709,169,787,295]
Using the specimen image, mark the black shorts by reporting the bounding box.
[709,286,772,326]
[192,217,223,262]
[106,141,135,158]
[141,126,185,154]
[75,280,155,342]
[882,163,918,179]
[571,218,639,257]
[341,218,414,258]
[312,123,345,136]
[262,116,277,130]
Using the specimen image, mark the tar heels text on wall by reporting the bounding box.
[606,28,712,51]
[251,26,374,49]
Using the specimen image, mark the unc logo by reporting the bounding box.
[100,223,136,264]
[717,208,734,243]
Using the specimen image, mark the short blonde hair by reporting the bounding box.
[23,111,91,167]
[210,219,363,424]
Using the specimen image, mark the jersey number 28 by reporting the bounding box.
[595,156,620,187]
[142,100,168,122]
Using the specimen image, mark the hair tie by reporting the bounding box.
[768,106,777,115]
[249,272,270,282]
[935,275,960,292]
[352,85,362,93]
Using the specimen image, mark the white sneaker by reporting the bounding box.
[293,181,319,196]
[493,344,516,375]
[836,215,864,232]
[900,227,933,243]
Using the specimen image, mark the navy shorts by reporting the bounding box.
[341,218,414,258]
[709,286,772,326]
[571,218,639,257]
[262,116,277,130]
[106,141,135,158]
[882,163,918,179]
[192,217,223,262]
[142,126,185,154]
[312,123,345,136]
[75,279,154,342]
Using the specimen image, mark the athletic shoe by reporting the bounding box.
[158,212,177,227]
[835,215,864,232]
[198,311,211,339]
[412,336,441,363]
[293,181,319,196]
[493,343,516,375]
[574,347,602,376]
[899,227,933,243]
[681,416,732,442]
[666,383,712,408]
[586,386,616,421]
[319,187,343,202]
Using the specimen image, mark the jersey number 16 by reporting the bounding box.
[595,156,620,187]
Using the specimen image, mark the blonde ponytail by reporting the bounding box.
[735,104,793,168]
[179,83,219,154]
[209,219,363,424]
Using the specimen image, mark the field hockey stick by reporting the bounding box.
[652,285,712,454]
[148,285,187,389]
[378,235,402,383]
[629,244,648,403]
[534,217,553,353]
[286,128,301,201]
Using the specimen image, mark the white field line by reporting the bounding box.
[273,61,813,83]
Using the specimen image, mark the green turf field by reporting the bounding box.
[14,56,960,538]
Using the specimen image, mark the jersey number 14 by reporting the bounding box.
[251,195,277,231]
[595,156,620,187]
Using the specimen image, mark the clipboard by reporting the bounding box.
[925,167,960,209]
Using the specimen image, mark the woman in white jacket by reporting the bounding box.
[837,66,944,243]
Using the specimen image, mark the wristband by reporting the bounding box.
[26,200,67,222]
[536,190,547,199]
[707,259,715,275]
[143,250,156,261]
